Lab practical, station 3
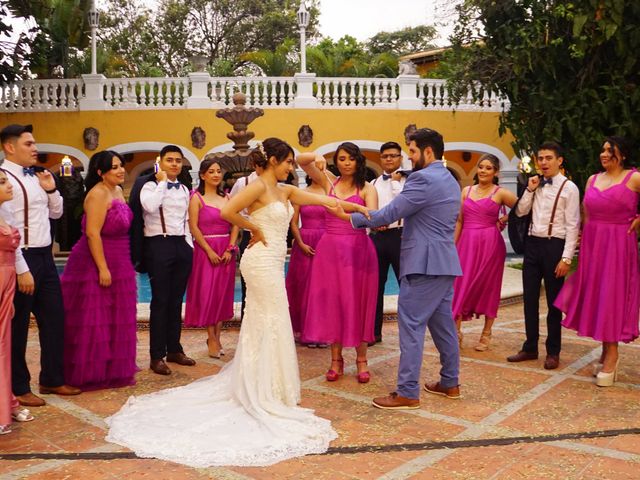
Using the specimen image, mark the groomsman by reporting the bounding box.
[369,142,407,344]
[141,145,195,375]
[0,124,80,406]
[507,142,580,370]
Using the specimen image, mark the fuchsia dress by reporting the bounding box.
[556,170,640,342]
[452,186,506,320]
[303,181,377,347]
[0,226,20,427]
[61,200,137,390]
[185,192,235,327]
[286,204,326,337]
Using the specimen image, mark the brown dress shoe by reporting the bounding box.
[372,392,420,410]
[166,352,196,366]
[424,381,461,399]
[16,392,46,407]
[39,385,81,396]
[150,359,172,375]
[506,351,539,363]
[544,355,560,370]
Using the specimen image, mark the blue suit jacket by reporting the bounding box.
[352,161,462,279]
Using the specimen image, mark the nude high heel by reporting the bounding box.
[474,332,492,352]
[592,362,604,377]
[596,360,619,387]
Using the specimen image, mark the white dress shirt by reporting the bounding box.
[0,159,63,274]
[372,170,406,229]
[230,171,258,221]
[516,172,581,259]
[140,180,190,238]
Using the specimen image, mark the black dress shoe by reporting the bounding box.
[150,359,171,375]
[507,351,538,362]
[166,352,196,366]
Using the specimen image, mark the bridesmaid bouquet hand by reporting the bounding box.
[221,251,233,264]
[207,250,222,265]
[248,227,267,248]
[99,268,112,288]
[298,242,315,257]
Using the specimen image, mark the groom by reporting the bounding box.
[351,128,462,409]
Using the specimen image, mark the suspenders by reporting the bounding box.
[4,170,30,248]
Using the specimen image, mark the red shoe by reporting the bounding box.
[326,357,344,382]
[356,359,370,384]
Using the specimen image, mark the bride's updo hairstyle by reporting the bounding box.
[250,137,295,169]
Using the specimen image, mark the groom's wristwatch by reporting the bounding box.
[561,257,572,265]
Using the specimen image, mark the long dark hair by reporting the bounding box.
[196,158,225,197]
[333,142,367,189]
[604,136,633,168]
[85,150,125,192]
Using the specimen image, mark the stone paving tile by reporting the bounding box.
[2,302,640,480]
[500,378,640,435]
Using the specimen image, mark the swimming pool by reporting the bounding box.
[56,261,400,302]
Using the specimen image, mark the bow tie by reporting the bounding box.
[167,182,181,190]
[382,170,409,181]
[23,167,36,176]
[540,177,553,187]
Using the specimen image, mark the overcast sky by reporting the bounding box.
[317,0,449,43]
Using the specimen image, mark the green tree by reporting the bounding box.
[367,25,437,56]
[443,0,640,188]
[0,0,35,82]
[307,36,398,77]
[241,39,297,76]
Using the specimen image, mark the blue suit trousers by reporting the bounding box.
[397,274,459,399]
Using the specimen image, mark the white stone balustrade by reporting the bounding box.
[0,74,509,112]
[0,79,83,112]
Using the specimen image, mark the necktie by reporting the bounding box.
[23,167,35,176]
[540,177,553,187]
[167,182,181,190]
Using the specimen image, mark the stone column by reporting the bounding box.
[187,72,216,109]
[293,72,318,108]
[79,74,107,110]
[397,75,422,110]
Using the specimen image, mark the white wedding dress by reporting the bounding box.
[106,201,337,467]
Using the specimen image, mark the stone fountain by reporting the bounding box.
[204,92,264,178]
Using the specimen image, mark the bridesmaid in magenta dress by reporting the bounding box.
[286,168,326,344]
[0,170,34,434]
[555,137,640,387]
[452,154,516,351]
[61,151,137,391]
[185,159,239,359]
[298,143,378,383]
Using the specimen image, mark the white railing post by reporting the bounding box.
[396,74,422,110]
[293,72,318,108]
[79,74,107,110]
[187,72,214,109]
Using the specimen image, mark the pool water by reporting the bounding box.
[57,262,400,303]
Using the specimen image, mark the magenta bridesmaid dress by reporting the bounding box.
[0,226,20,426]
[286,204,326,337]
[452,186,506,321]
[185,192,236,327]
[556,170,640,342]
[303,181,377,347]
[61,200,137,390]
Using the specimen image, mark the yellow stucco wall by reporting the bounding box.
[0,108,516,188]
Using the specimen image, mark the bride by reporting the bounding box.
[106,138,367,467]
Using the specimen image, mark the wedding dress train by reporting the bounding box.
[106,201,337,467]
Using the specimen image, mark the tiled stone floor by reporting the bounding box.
[1,301,639,479]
